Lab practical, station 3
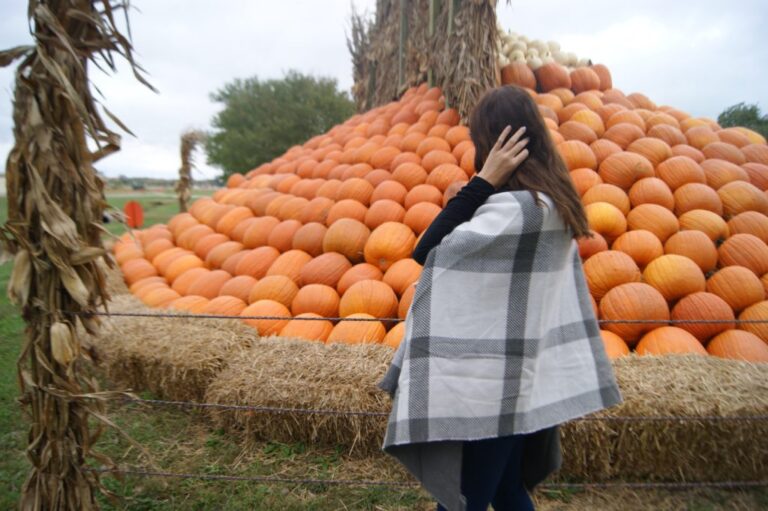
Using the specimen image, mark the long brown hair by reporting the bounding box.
[469,85,590,238]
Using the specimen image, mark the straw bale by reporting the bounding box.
[92,294,257,401]
[559,355,768,482]
[205,339,393,455]
[206,344,768,480]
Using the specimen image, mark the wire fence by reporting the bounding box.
[80,309,768,326]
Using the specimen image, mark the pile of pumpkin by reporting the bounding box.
[113,83,768,362]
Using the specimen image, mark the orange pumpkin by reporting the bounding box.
[327,313,386,344]
[299,252,352,288]
[589,139,623,167]
[248,275,299,307]
[738,301,768,343]
[241,299,291,336]
[678,209,729,241]
[382,322,406,348]
[234,246,281,279]
[215,206,254,238]
[635,326,707,356]
[626,137,672,169]
[193,233,229,260]
[267,220,302,253]
[707,329,768,363]
[727,211,768,244]
[647,124,687,147]
[266,249,313,283]
[611,230,663,269]
[291,284,340,318]
[242,216,281,249]
[500,62,537,89]
[325,199,368,226]
[577,231,608,260]
[569,168,603,196]
[602,123,645,149]
[741,163,768,191]
[185,269,231,299]
[323,218,371,263]
[205,241,244,270]
[557,140,597,171]
[141,287,182,308]
[364,199,406,229]
[671,292,735,341]
[364,222,417,271]
[201,296,247,316]
[626,204,679,242]
[339,279,399,319]
[584,202,627,242]
[628,178,674,210]
[404,202,441,235]
[535,63,571,92]
[337,263,384,296]
[582,184,631,215]
[570,67,601,94]
[371,180,408,205]
[559,121,598,144]
[700,159,750,189]
[706,266,765,313]
[663,230,717,273]
[702,142,747,165]
[218,275,258,303]
[168,295,210,314]
[643,254,706,302]
[382,258,422,296]
[292,222,328,257]
[598,152,654,190]
[717,181,768,217]
[599,282,670,344]
[685,126,719,150]
[279,313,333,342]
[164,254,206,284]
[392,162,428,190]
[673,183,723,216]
[600,330,630,359]
[583,250,641,299]
[718,234,768,276]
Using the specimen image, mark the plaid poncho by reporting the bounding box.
[380,190,622,509]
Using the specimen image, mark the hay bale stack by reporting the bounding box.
[205,339,393,455]
[560,355,768,482]
[93,294,258,401]
[205,344,768,480]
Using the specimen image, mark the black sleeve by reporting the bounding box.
[412,176,496,265]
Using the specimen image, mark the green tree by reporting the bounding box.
[206,71,355,177]
[717,102,768,139]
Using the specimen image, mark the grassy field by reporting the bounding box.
[1,190,767,509]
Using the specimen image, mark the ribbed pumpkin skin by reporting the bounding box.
[364,199,406,229]
[582,184,630,215]
[718,234,768,276]
[636,326,707,356]
[121,258,158,286]
[187,269,232,300]
[383,259,423,296]
[202,296,248,316]
[165,254,206,284]
[291,222,328,257]
[600,330,630,359]
[626,204,679,243]
[599,282,670,344]
[323,219,370,263]
[242,216,280,249]
[738,301,768,343]
[643,254,706,302]
[727,212,768,244]
[339,280,399,320]
[248,275,299,308]
[706,266,765,313]
[678,209,730,242]
[671,292,735,341]
[299,252,352,288]
[266,249,313,283]
[234,246,280,279]
[583,250,641,300]
[337,263,384,296]
[500,62,536,89]
[611,230,663,269]
[168,295,210,314]
[279,313,333,342]
[584,202,627,242]
[655,156,706,191]
[707,329,768,362]
[598,152,655,191]
[383,322,406,348]
[673,183,723,216]
[364,222,417,271]
[141,287,182,308]
[628,178,674,211]
[717,181,768,217]
[291,284,340,318]
[241,300,291,336]
[663,231,718,273]
[404,202,442,235]
[218,275,258,303]
[577,231,608,260]
[327,313,386,344]
[557,140,597,171]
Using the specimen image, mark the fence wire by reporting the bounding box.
[87,467,766,491]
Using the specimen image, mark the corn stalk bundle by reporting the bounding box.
[175,130,205,212]
[1,1,152,509]
[348,0,499,118]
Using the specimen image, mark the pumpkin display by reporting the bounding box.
[118,79,768,355]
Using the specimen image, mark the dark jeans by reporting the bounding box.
[436,435,534,511]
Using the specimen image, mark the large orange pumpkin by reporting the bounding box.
[364,222,417,271]
[737,301,768,343]
[635,326,707,356]
[339,279,399,319]
[678,209,730,242]
[707,329,768,362]
[598,152,654,190]
[599,282,670,344]
[266,249,313,283]
[628,178,674,211]
[218,275,258,303]
[292,222,328,257]
[626,204,679,242]
[611,230,663,269]
[337,263,384,295]
[673,183,723,216]
[291,284,341,318]
[600,330,630,359]
[248,274,299,307]
[327,313,386,344]
[323,218,370,263]
[727,211,768,244]
[718,234,768,276]
[382,258,422,296]
[706,266,765,313]
[717,181,768,217]
[643,254,706,302]
[279,313,333,342]
[241,300,291,336]
[202,296,248,316]
[299,252,352,288]
[557,140,597,171]
[663,231,718,273]
[234,246,280,279]
[583,250,641,300]
[584,202,627,242]
[671,292,735,341]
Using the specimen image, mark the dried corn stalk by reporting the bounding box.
[1,1,153,509]
[175,130,205,212]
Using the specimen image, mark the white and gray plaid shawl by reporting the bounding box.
[381,190,622,447]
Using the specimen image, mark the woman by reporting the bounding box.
[379,85,622,511]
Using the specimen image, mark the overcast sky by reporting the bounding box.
[1,0,766,180]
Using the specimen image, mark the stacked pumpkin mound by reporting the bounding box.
[113,83,768,362]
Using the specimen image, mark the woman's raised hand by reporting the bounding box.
[477,126,529,189]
